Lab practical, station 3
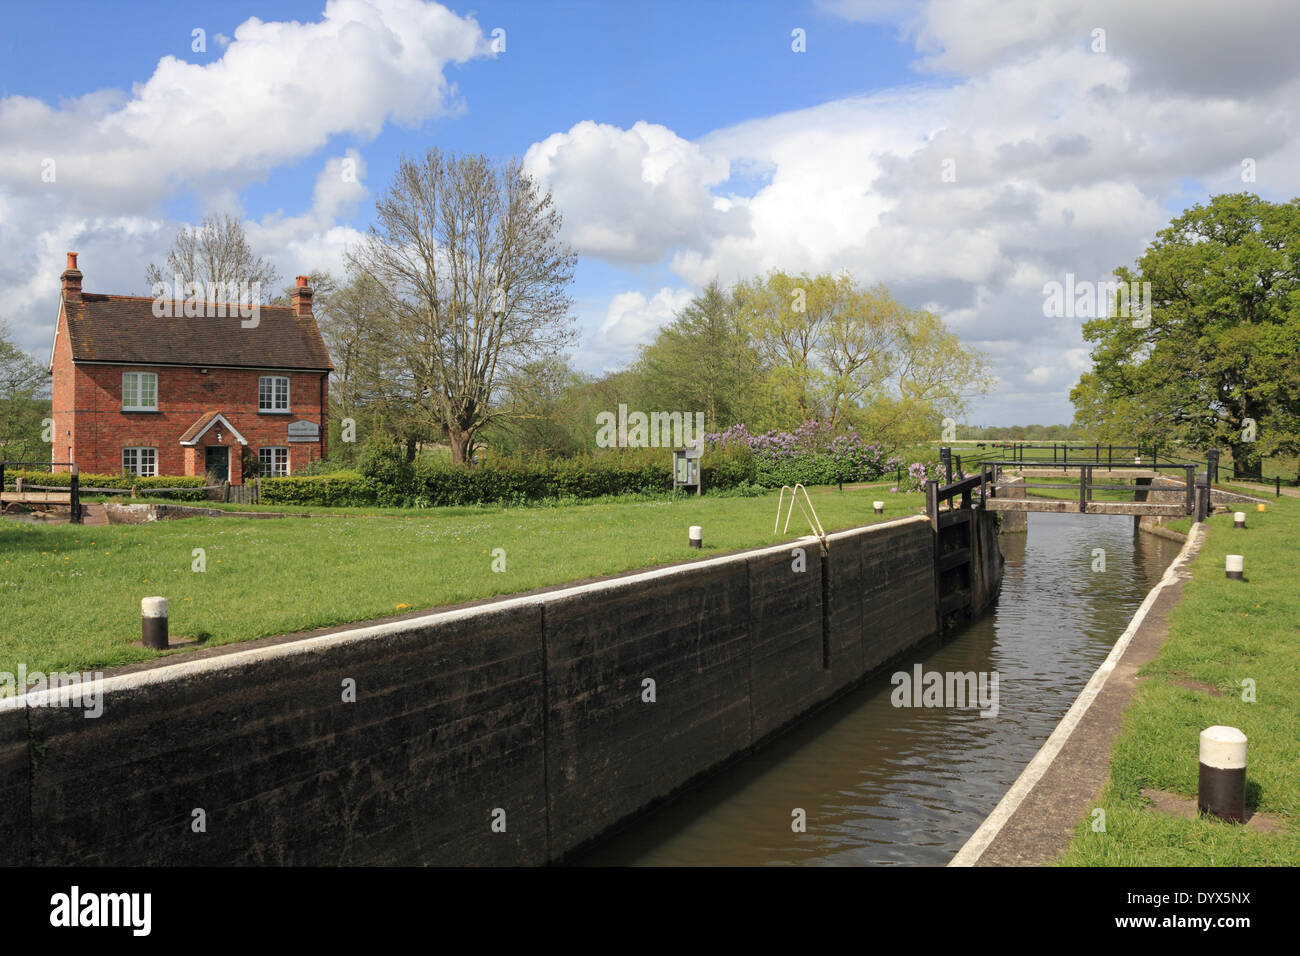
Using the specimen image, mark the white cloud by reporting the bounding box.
[0,0,486,208]
[0,0,489,357]
[596,287,695,350]
[246,151,370,282]
[538,2,1300,421]
[523,120,747,265]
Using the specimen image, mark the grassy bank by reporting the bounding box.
[1,486,925,679]
[1060,494,1300,865]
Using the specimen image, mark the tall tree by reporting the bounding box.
[145,213,280,301]
[635,280,761,431]
[0,321,49,461]
[1071,193,1300,475]
[349,149,577,464]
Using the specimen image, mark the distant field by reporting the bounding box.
[0,486,926,679]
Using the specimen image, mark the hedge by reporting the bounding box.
[257,445,760,508]
[1,470,208,501]
[259,473,381,507]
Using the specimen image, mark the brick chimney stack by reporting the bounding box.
[291,275,313,318]
[61,252,83,303]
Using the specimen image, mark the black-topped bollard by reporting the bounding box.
[1198,726,1247,822]
[142,596,169,649]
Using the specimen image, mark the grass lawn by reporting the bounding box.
[1,486,926,680]
[1059,493,1300,865]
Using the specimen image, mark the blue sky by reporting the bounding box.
[2,0,1298,425]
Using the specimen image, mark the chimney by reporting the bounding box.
[61,252,83,303]
[291,274,313,318]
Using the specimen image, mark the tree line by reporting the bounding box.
[11,153,1290,480]
[133,149,992,465]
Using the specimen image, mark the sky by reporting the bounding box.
[2,0,1298,425]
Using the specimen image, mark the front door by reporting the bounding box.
[204,446,230,483]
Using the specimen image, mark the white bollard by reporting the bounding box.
[688,525,702,550]
[1225,555,1244,580]
[141,596,169,649]
[873,500,884,515]
[1233,511,1246,529]
[1198,726,1247,822]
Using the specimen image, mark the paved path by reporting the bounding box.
[80,503,108,525]
[1229,481,1300,499]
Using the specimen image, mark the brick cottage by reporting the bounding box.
[49,254,332,485]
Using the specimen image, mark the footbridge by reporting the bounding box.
[925,444,1264,523]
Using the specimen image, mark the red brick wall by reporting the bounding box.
[50,306,76,471]
[62,363,328,482]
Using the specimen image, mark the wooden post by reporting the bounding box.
[70,464,81,524]
[1079,464,1088,513]
[925,479,939,533]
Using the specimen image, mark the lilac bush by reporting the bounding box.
[707,420,905,487]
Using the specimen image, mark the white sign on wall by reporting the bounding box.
[287,420,320,442]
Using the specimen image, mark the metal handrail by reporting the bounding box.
[775,484,827,549]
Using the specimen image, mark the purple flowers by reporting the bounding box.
[707,420,904,484]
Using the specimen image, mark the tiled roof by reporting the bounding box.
[178,411,221,444]
[63,293,332,370]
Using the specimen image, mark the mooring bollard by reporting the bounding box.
[1225,555,1244,580]
[1234,511,1246,529]
[1198,726,1247,822]
[873,500,884,515]
[142,596,169,649]
[688,525,702,550]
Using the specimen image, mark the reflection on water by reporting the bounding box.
[577,514,1182,866]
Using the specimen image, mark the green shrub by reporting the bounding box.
[358,440,415,502]
[194,447,759,509]
[259,472,379,507]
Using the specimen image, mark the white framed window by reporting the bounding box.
[122,447,158,477]
[258,447,290,477]
[258,375,290,413]
[122,372,158,411]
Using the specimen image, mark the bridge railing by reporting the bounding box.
[952,442,1164,469]
[925,470,989,530]
[1,461,81,523]
[975,459,1196,514]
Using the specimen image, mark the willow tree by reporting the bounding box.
[735,270,991,440]
[349,149,577,464]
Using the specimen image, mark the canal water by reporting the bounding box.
[577,513,1183,866]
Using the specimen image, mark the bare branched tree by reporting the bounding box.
[348,148,577,464]
[146,213,280,301]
